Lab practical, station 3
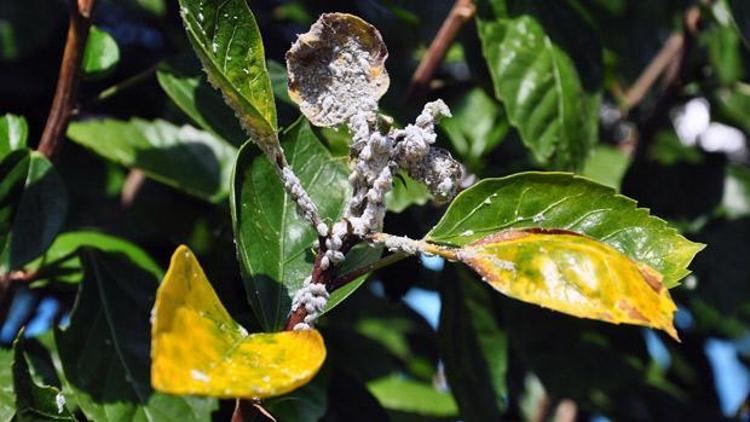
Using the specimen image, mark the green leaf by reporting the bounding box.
[438,266,507,420]
[177,0,277,142]
[366,374,459,417]
[12,336,75,421]
[715,82,750,134]
[26,230,163,286]
[427,172,703,288]
[0,151,30,268]
[268,60,294,106]
[0,346,14,422]
[232,118,377,330]
[476,1,601,169]
[131,0,166,16]
[156,55,247,146]
[440,88,508,170]
[385,171,431,213]
[2,152,68,271]
[81,26,120,79]
[0,114,28,160]
[67,118,236,202]
[55,250,217,421]
[581,145,631,191]
[705,1,744,85]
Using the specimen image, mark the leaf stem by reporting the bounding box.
[91,62,159,104]
[37,0,97,160]
[328,252,409,292]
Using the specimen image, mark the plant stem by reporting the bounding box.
[92,63,159,104]
[37,0,97,160]
[407,0,476,99]
[328,252,409,292]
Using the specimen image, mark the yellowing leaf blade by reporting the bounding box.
[459,229,678,340]
[151,245,326,399]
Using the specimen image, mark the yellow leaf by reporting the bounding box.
[458,229,679,340]
[151,245,326,399]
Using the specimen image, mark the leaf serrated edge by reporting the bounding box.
[426,171,705,288]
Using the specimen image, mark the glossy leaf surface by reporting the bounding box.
[26,230,162,285]
[459,229,678,339]
[151,246,326,399]
[56,250,217,421]
[427,172,703,288]
[0,347,13,422]
[156,55,246,146]
[82,26,119,78]
[232,119,376,330]
[67,118,236,202]
[477,1,601,169]
[0,114,27,160]
[178,0,277,143]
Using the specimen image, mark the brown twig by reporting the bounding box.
[630,5,702,160]
[37,0,97,160]
[407,0,476,99]
[328,252,408,291]
[620,33,685,116]
[121,170,146,208]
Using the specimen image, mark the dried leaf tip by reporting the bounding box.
[286,13,390,127]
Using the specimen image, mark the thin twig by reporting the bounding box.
[407,0,476,99]
[328,252,408,291]
[631,5,702,160]
[91,63,159,105]
[121,170,146,208]
[621,33,685,115]
[37,0,97,160]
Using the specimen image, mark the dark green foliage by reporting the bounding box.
[0,1,747,421]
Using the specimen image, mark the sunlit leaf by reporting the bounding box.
[385,171,431,213]
[177,0,277,144]
[232,118,379,331]
[156,55,246,146]
[25,230,162,286]
[82,26,120,79]
[581,145,631,191]
[427,172,703,288]
[476,1,601,169]
[56,249,217,421]
[0,114,27,160]
[0,346,14,421]
[151,245,326,399]
[457,229,679,339]
[366,374,459,417]
[440,88,508,170]
[67,118,236,202]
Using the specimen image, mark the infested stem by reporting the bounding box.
[370,232,460,261]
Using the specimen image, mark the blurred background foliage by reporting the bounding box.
[1,0,750,420]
